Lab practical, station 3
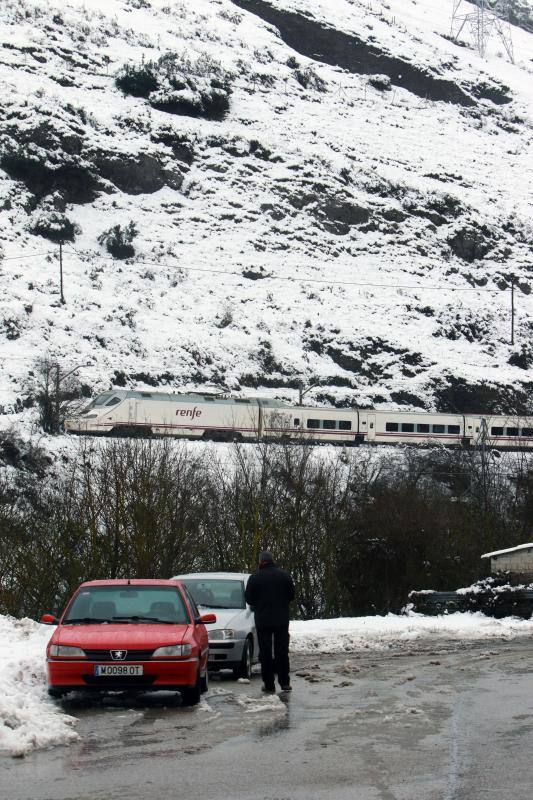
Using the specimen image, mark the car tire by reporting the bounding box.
[233,639,252,680]
[201,666,208,694]
[47,688,65,699]
[181,672,201,707]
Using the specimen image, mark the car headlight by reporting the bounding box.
[49,645,86,658]
[209,629,235,641]
[152,644,192,657]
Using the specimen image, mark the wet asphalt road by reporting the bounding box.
[2,640,533,800]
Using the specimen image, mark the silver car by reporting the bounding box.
[172,572,258,680]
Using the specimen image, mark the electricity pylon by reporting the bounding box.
[451,0,515,63]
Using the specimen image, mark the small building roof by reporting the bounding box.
[481,543,533,559]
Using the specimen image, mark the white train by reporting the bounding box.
[65,390,533,449]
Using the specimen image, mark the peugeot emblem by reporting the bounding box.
[110,649,127,661]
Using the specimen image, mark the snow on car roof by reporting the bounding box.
[172,572,250,581]
[481,543,533,559]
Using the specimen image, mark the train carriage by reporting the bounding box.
[67,391,262,440]
[261,405,360,444]
[362,411,466,446]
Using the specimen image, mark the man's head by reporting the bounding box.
[258,550,275,568]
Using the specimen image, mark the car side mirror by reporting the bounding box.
[40,613,59,625]
[197,613,217,624]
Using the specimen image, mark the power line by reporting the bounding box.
[64,248,510,295]
[2,245,522,295]
[2,250,55,262]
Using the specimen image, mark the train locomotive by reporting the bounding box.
[65,390,533,449]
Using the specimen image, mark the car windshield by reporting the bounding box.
[63,586,189,624]
[183,579,245,610]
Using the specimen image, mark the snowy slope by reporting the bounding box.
[0,0,532,428]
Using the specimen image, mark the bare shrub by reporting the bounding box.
[28,357,86,434]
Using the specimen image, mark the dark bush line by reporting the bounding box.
[0,439,531,620]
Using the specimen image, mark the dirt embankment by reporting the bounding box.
[232,0,511,105]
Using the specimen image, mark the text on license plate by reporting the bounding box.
[93,665,143,676]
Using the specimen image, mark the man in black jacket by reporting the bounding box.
[245,551,295,693]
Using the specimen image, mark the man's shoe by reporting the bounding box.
[261,684,276,693]
[280,684,292,691]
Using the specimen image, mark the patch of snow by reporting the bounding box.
[236,693,286,713]
[455,576,533,594]
[0,616,78,757]
[289,611,533,653]
[197,699,216,713]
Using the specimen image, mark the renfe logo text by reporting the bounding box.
[175,407,202,418]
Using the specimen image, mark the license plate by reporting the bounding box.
[93,664,143,676]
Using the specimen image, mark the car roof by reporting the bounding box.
[79,579,184,587]
[172,572,250,581]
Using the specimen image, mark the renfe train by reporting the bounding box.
[65,390,533,449]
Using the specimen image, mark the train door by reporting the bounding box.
[257,402,264,439]
[366,413,376,442]
[127,399,137,427]
[470,417,488,446]
[464,416,478,446]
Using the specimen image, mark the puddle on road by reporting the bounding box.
[53,676,295,765]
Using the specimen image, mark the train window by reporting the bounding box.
[432,424,445,434]
[93,394,113,406]
[491,427,504,436]
[447,425,460,435]
[105,397,121,407]
[294,418,300,427]
[235,399,250,404]
[386,422,399,432]
[416,424,430,433]
[401,423,414,433]
[506,427,519,437]
[322,420,336,430]
[203,397,215,401]
[521,428,533,437]
[339,421,352,430]
[307,419,320,429]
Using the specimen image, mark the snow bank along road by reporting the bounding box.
[2,636,533,800]
[2,611,533,758]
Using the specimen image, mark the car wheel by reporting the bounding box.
[47,688,65,699]
[181,671,201,707]
[201,666,209,694]
[233,639,252,680]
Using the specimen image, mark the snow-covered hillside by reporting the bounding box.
[0,0,532,427]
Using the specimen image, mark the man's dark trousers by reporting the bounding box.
[257,625,290,689]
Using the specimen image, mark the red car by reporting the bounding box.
[41,579,216,705]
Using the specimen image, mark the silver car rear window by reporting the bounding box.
[183,579,245,610]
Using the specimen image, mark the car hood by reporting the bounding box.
[200,608,248,632]
[56,623,190,649]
